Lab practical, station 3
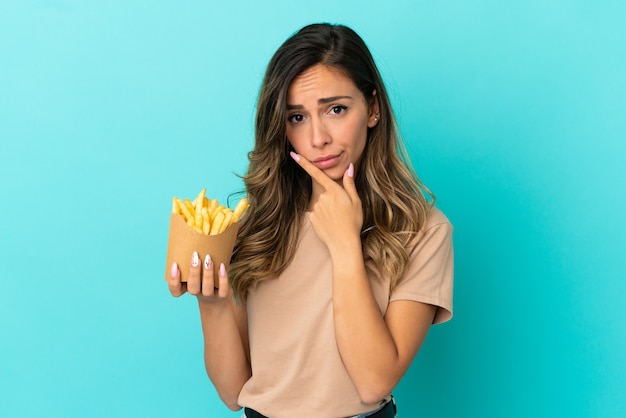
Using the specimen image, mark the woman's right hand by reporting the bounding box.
[168,251,232,303]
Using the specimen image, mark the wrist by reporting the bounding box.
[197,296,231,313]
[327,235,363,261]
[327,233,363,264]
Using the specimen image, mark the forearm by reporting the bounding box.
[197,300,251,411]
[330,240,401,403]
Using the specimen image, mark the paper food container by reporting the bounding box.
[164,213,239,286]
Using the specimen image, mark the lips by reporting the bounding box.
[312,153,342,169]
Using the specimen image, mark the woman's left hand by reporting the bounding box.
[290,152,363,252]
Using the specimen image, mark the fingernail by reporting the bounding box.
[171,262,178,278]
[347,163,354,178]
[192,251,199,267]
[219,263,226,277]
[204,254,212,269]
[289,151,300,162]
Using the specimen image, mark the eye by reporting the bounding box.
[330,105,348,115]
[287,114,304,124]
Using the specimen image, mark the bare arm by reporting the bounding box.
[169,254,251,411]
[330,240,436,403]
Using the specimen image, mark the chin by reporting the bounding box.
[323,167,346,181]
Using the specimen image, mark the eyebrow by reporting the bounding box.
[286,95,353,110]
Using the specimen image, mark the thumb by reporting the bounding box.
[342,163,359,203]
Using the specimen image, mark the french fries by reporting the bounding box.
[172,188,249,235]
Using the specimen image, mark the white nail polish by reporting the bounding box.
[204,254,212,269]
[192,251,199,267]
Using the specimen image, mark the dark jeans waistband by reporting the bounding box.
[244,397,397,418]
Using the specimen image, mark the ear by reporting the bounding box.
[367,89,380,128]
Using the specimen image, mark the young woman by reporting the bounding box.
[168,23,454,418]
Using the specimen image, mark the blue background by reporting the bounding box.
[1,1,625,417]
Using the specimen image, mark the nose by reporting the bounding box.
[311,118,331,148]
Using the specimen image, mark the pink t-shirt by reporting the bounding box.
[238,207,454,417]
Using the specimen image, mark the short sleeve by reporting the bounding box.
[389,208,454,324]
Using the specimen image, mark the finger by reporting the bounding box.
[187,251,202,295]
[201,254,216,297]
[217,263,230,298]
[342,162,360,204]
[290,151,339,191]
[168,262,187,297]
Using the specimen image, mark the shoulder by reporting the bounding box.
[393,205,454,324]
[408,206,453,253]
[423,206,453,231]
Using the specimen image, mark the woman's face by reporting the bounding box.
[286,64,379,182]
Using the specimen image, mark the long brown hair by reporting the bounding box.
[229,23,433,302]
